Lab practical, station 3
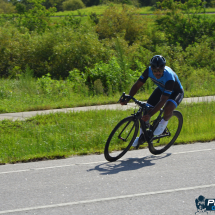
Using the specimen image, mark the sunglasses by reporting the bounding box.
[152,67,164,73]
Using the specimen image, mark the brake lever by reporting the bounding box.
[117,92,126,103]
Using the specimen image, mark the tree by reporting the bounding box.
[0,0,16,13]
[48,0,65,11]
[96,5,149,45]
[155,0,215,50]
[62,0,85,11]
[15,0,57,33]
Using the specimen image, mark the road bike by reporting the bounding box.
[104,93,183,162]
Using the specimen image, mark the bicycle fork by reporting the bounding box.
[117,119,136,142]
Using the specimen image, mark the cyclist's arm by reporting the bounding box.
[120,80,144,105]
[129,80,144,97]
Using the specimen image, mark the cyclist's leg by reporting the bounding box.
[163,101,176,120]
[163,90,184,120]
[147,87,162,107]
[154,90,184,135]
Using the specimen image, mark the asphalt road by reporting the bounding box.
[0,96,215,215]
[0,142,214,215]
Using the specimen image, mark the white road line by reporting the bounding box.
[172,148,215,154]
[0,183,215,214]
[0,148,214,175]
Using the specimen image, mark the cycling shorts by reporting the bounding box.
[147,87,184,108]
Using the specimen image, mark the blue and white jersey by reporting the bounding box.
[138,66,183,96]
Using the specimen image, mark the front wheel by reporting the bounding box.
[148,111,183,155]
[104,116,139,162]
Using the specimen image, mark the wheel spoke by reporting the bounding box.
[148,111,183,155]
[104,116,138,162]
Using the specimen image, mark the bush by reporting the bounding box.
[184,37,215,72]
[49,26,109,78]
[0,23,110,79]
[15,3,27,14]
[85,56,140,94]
[82,0,99,6]
[0,0,16,14]
[68,69,89,95]
[94,79,104,95]
[62,0,85,11]
[96,5,150,45]
[14,0,56,33]
[0,1,214,92]
[155,0,215,50]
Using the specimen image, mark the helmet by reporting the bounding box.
[150,55,166,69]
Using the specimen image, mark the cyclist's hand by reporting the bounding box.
[142,114,151,121]
[118,93,131,105]
[120,100,128,105]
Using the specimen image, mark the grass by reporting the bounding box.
[51,5,215,27]
[0,101,215,164]
[176,102,215,143]
[0,77,124,112]
[1,74,215,113]
[54,4,215,16]
[54,5,155,16]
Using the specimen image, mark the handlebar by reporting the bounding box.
[118,92,151,110]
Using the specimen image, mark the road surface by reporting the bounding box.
[0,142,214,214]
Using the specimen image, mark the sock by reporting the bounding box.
[160,119,168,126]
[139,128,143,137]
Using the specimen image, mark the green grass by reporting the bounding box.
[51,5,215,27]
[54,4,215,16]
[0,101,215,164]
[1,74,215,113]
[54,5,155,16]
[176,102,215,143]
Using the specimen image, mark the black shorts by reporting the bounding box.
[147,87,184,108]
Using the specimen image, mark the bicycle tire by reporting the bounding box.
[148,111,183,155]
[104,116,139,162]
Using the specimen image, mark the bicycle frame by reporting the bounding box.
[131,105,163,143]
[120,92,172,145]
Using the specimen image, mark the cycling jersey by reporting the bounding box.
[138,66,183,97]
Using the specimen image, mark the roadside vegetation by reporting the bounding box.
[0,101,214,164]
[54,5,156,15]
[0,0,214,113]
[1,68,215,113]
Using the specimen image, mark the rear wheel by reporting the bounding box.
[148,111,183,155]
[104,116,139,162]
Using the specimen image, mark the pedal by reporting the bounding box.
[162,127,168,135]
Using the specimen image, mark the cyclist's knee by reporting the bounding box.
[164,101,176,112]
[163,103,175,119]
[164,106,174,114]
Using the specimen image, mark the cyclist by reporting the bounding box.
[120,55,184,147]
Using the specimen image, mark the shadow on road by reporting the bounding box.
[87,153,171,175]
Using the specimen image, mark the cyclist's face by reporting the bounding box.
[151,66,164,79]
